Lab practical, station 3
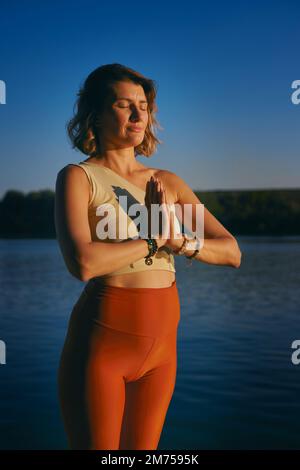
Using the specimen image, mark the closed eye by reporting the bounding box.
[118,105,148,111]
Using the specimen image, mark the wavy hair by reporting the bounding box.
[66,63,163,158]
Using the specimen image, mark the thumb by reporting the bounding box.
[168,202,175,240]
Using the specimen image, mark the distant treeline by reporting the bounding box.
[0,188,299,238]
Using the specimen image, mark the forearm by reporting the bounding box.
[184,236,242,268]
[75,238,164,281]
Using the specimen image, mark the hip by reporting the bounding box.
[67,277,180,339]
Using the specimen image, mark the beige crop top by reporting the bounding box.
[69,161,177,277]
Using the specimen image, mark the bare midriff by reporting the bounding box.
[96,270,176,289]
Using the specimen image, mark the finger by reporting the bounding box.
[161,182,165,205]
[161,184,165,204]
[152,178,157,204]
[159,181,165,235]
[145,180,150,207]
[146,178,153,236]
[163,187,169,223]
[148,178,155,234]
[155,178,159,205]
[147,178,154,204]
[163,185,168,204]
[149,176,154,204]
[154,179,160,228]
[156,181,161,234]
[159,180,163,204]
[169,202,174,238]
[153,178,159,205]
[162,188,170,238]
[158,180,163,204]
[159,185,166,236]
[154,179,159,206]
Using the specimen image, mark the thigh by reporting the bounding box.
[119,331,178,450]
[58,321,156,450]
[85,325,158,450]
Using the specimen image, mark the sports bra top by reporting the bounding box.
[68,160,178,277]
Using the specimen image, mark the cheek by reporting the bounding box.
[143,112,149,125]
[111,111,128,130]
[99,110,126,137]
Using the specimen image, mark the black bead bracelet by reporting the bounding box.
[144,238,158,265]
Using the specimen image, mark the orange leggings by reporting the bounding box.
[57,278,180,450]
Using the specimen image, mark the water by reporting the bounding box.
[0,237,299,449]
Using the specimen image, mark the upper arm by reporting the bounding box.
[54,164,92,279]
[167,171,236,240]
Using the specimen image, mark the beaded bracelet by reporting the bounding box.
[173,234,189,255]
[185,236,201,266]
[144,238,158,265]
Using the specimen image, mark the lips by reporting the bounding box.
[128,126,144,132]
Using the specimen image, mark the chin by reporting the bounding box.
[127,136,144,145]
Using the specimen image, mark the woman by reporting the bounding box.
[55,63,241,450]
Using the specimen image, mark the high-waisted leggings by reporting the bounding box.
[57,278,180,450]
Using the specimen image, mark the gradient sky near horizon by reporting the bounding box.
[0,0,299,199]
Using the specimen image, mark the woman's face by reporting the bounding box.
[97,80,149,150]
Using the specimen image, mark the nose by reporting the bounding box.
[129,105,143,123]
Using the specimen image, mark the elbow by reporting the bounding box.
[58,241,96,282]
[230,238,242,268]
[69,242,107,281]
[68,262,91,282]
[66,250,93,282]
[75,249,105,282]
[233,253,242,268]
[78,267,92,283]
[76,256,93,282]
[233,248,242,269]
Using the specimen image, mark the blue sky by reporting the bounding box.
[0,0,299,198]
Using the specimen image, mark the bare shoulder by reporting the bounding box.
[57,163,84,178]
[55,163,92,203]
[56,163,89,187]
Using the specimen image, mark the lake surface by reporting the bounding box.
[0,237,299,449]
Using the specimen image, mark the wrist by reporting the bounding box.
[143,237,159,265]
[154,236,167,249]
[172,234,186,255]
[184,237,202,265]
[175,234,185,251]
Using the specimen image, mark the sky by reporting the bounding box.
[0,0,299,198]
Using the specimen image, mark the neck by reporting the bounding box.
[94,149,142,175]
